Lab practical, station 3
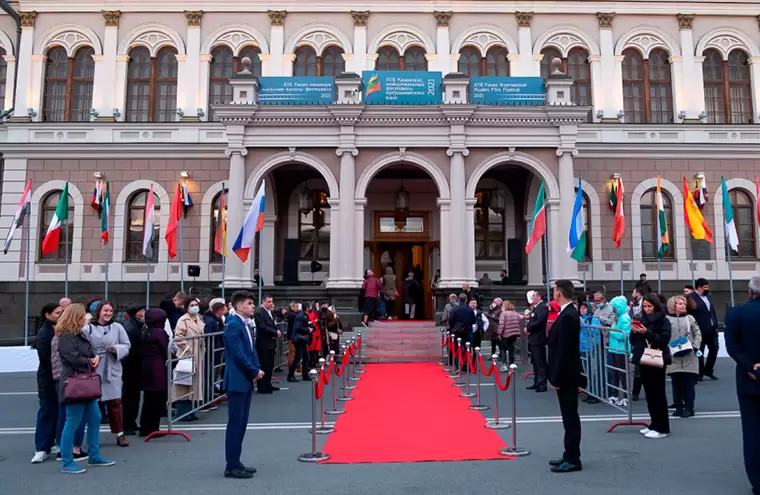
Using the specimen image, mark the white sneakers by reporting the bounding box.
[608,397,619,405]
[618,398,629,407]
[639,427,669,439]
[30,451,48,463]
[500,365,508,372]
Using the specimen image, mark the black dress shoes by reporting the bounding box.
[550,461,582,473]
[240,464,257,474]
[549,457,565,467]
[224,468,253,479]
[258,389,274,394]
[535,386,547,393]
[270,386,281,392]
[526,385,538,390]
[705,374,719,380]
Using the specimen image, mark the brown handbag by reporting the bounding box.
[63,371,102,403]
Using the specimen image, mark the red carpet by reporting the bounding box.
[320,363,510,464]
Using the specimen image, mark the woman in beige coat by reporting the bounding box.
[173,297,205,422]
[665,295,702,419]
[381,266,397,319]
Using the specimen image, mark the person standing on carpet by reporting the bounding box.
[223,291,264,479]
[547,280,584,473]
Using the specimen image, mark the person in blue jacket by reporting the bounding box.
[579,302,601,404]
[608,296,632,407]
[223,291,263,479]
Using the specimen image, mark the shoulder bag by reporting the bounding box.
[639,340,664,368]
[64,371,102,403]
[669,336,693,357]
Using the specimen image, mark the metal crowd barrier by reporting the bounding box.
[579,324,648,432]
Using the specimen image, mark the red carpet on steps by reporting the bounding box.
[320,363,511,464]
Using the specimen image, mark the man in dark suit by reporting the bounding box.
[725,276,760,495]
[450,293,476,358]
[523,290,549,392]
[688,277,720,380]
[547,279,583,473]
[223,291,263,479]
[254,296,281,394]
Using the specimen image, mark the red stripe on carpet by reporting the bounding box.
[320,363,510,464]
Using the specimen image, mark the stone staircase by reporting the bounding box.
[360,320,443,363]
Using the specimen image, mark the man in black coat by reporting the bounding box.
[688,278,720,380]
[725,276,760,495]
[254,296,281,394]
[547,280,583,473]
[450,293,476,350]
[523,290,549,392]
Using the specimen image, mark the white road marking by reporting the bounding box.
[0,392,36,396]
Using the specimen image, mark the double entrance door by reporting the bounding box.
[371,242,430,320]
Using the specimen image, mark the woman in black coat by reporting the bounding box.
[122,304,146,434]
[31,303,63,463]
[630,293,672,439]
[139,309,170,437]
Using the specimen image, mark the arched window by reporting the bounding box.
[299,189,330,262]
[125,46,178,122]
[540,47,590,105]
[321,46,345,76]
[125,189,160,262]
[42,46,95,122]
[403,47,427,71]
[207,46,261,121]
[39,190,74,262]
[640,189,674,260]
[474,189,505,259]
[210,190,227,263]
[0,47,6,110]
[376,46,400,71]
[729,189,757,258]
[703,48,753,123]
[622,48,673,124]
[458,46,509,77]
[293,46,317,76]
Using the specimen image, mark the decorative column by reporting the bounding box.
[12,11,36,122]
[261,215,276,285]
[354,198,367,280]
[589,55,603,121]
[556,149,580,283]
[547,199,562,283]
[464,197,477,283]
[597,12,621,122]
[437,198,452,286]
[676,14,702,122]
[266,10,287,76]
[349,11,369,73]
[433,11,452,75]
[334,149,359,287]
[447,149,469,287]
[514,12,537,76]
[114,54,129,121]
[92,10,120,122]
[2,52,15,114]
[225,142,250,287]
[179,10,203,121]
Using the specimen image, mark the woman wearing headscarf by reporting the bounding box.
[121,304,145,435]
[31,303,64,463]
[173,297,205,422]
[82,300,131,447]
[140,309,170,437]
[381,266,397,320]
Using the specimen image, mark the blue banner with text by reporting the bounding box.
[259,77,336,105]
[362,71,442,105]
[470,77,545,106]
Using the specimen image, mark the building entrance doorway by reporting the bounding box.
[372,242,429,320]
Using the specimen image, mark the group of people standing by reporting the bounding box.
[361,265,427,323]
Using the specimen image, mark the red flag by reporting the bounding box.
[612,177,625,248]
[756,176,760,228]
[165,183,182,259]
[214,185,227,257]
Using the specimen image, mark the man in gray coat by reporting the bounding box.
[593,292,614,327]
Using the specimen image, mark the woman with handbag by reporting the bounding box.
[82,301,131,447]
[630,293,672,439]
[57,304,115,474]
[665,296,702,418]
[173,297,205,422]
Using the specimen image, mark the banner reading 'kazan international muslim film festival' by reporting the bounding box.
[363,71,443,105]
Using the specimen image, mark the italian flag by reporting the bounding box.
[525,181,546,254]
[41,182,69,256]
[101,181,110,245]
[656,177,669,258]
[721,176,739,253]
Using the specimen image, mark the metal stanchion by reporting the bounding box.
[439,328,447,366]
[469,347,489,411]
[486,355,510,430]
[325,350,345,415]
[312,358,335,435]
[500,364,531,456]
[298,369,330,462]
[337,344,354,402]
[350,337,360,383]
[447,334,458,378]
[459,342,476,397]
[443,331,452,372]
[356,331,366,373]
[344,342,357,391]
[453,338,466,385]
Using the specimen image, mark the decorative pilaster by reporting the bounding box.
[92,11,121,121]
[333,148,360,287]
[433,11,453,75]
[514,12,537,76]
[102,10,121,27]
[266,11,287,76]
[12,12,37,121]
[349,11,370,73]
[2,52,15,114]
[555,149,580,283]
[224,141,251,287]
[676,14,702,122]
[445,148,471,287]
[180,11,203,121]
[597,12,620,122]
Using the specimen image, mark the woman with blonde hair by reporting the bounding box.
[665,295,702,418]
[498,300,522,371]
[173,297,205,422]
[57,304,115,474]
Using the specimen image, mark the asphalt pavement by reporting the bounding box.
[0,358,750,495]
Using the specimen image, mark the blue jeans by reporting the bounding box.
[34,387,58,452]
[61,400,102,468]
[56,401,85,448]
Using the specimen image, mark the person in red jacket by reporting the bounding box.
[547,300,561,330]
[361,270,382,325]
[305,303,322,366]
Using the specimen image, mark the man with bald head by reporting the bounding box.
[59,298,71,308]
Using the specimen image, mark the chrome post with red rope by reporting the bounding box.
[325,350,345,416]
[446,333,458,378]
[350,336,360,383]
[453,338,466,385]
[337,344,354,401]
[356,331,366,373]
[439,328,447,366]
[500,364,531,456]
[469,347,489,411]
[313,358,335,434]
[298,369,330,463]
[345,341,357,391]
[486,354,510,430]
[459,342,476,398]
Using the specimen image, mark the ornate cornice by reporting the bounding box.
[268,10,287,26]
[102,10,121,28]
[184,10,203,27]
[597,12,615,29]
[19,11,37,28]
[434,11,453,27]
[515,12,534,28]
[677,13,695,30]
[351,10,370,27]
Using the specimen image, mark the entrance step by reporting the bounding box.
[360,321,442,363]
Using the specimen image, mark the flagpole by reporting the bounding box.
[657,256,662,293]
[104,241,109,299]
[257,229,263,306]
[619,246,624,296]
[221,253,227,300]
[24,225,30,347]
[582,268,587,293]
[179,216,184,293]
[727,245,735,307]
[64,217,69,298]
[146,258,151,308]
[543,220,551,301]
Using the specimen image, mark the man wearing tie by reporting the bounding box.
[254,296,281,394]
[688,278,720,380]
[523,290,549,393]
[547,280,584,473]
[223,291,263,479]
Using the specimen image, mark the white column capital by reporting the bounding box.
[224,147,248,157]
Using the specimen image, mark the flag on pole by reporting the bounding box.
[91,179,103,215]
[683,177,713,244]
[525,181,546,254]
[694,175,708,210]
[142,185,155,259]
[612,177,625,248]
[181,180,193,217]
[3,179,31,255]
[608,179,619,210]
[41,183,69,256]
[165,183,182,259]
[233,181,266,262]
[721,176,739,253]
[568,178,586,262]
[214,185,227,257]
[101,182,110,245]
[656,176,669,258]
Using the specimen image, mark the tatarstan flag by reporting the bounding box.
[41,183,69,256]
[525,181,546,254]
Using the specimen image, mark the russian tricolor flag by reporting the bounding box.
[233,181,265,263]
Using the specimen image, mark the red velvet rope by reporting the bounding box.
[357,336,362,349]
[448,337,454,353]
[467,350,477,374]
[478,354,494,377]
[441,333,446,347]
[316,367,325,400]
[334,351,349,377]
[348,344,355,358]
[322,360,332,385]
[494,368,512,391]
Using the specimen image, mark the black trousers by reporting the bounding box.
[529,344,547,387]
[640,365,670,433]
[670,372,697,411]
[122,369,141,430]
[698,331,719,377]
[557,385,581,464]
[288,341,310,378]
[502,336,517,365]
[738,394,760,494]
[139,390,165,436]
[257,347,275,392]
